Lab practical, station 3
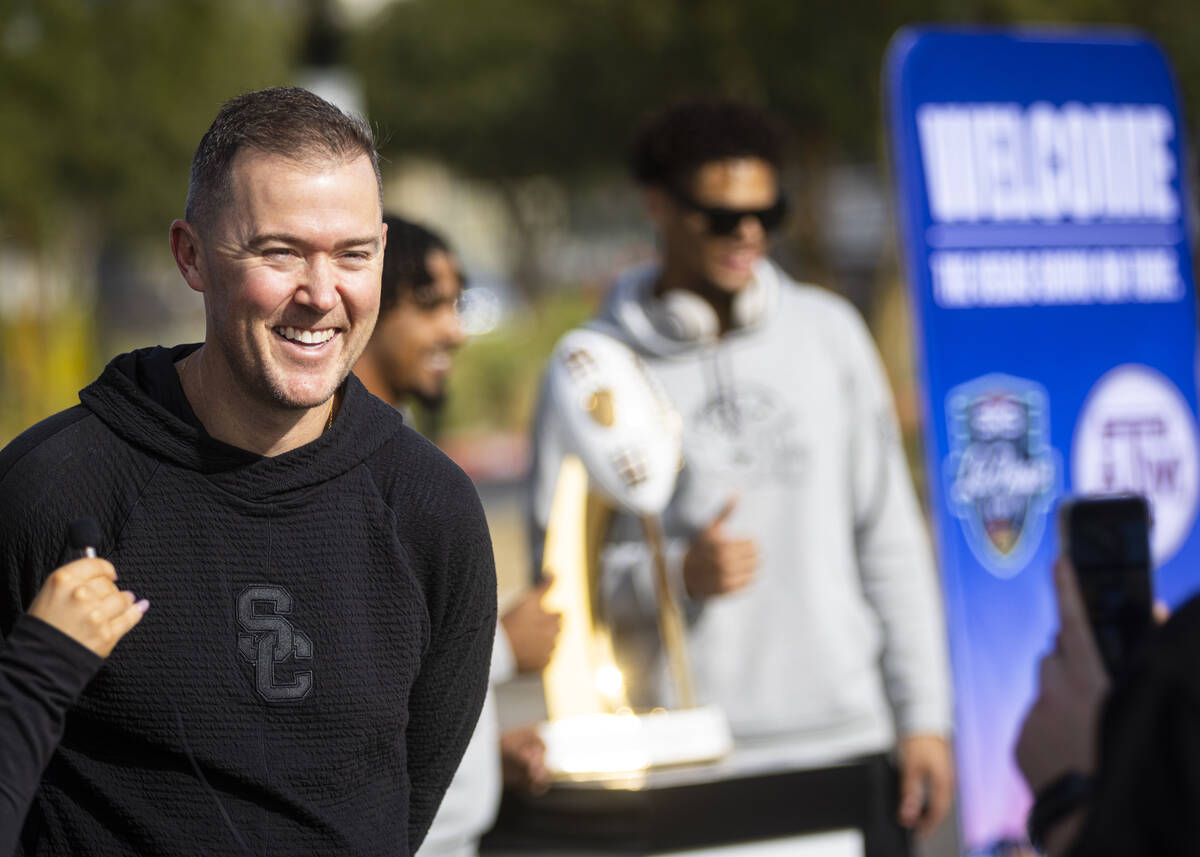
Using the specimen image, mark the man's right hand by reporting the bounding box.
[500,725,551,795]
[682,496,759,599]
[500,578,562,674]
[27,558,148,658]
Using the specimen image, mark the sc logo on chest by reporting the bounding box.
[236,584,314,702]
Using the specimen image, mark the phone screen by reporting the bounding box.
[1060,495,1153,676]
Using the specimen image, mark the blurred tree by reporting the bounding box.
[354,0,949,295]
[355,0,1200,297]
[0,0,298,249]
[0,0,299,445]
[356,0,949,178]
[953,0,1200,133]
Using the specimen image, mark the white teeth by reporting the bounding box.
[277,326,335,345]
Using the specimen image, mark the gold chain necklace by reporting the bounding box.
[325,395,336,432]
[179,351,337,435]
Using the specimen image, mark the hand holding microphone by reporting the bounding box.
[27,519,149,658]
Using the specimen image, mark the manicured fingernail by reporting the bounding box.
[135,599,150,613]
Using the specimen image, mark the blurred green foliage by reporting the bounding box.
[355,0,1200,181]
[354,0,942,179]
[0,0,298,445]
[0,0,297,248]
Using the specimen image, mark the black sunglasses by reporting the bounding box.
[669,189,789,236]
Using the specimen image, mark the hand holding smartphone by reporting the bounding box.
[1057,495,1153,677]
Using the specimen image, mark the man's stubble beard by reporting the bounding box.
[215,324,355,413]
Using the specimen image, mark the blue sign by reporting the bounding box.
[886,28,1200,855]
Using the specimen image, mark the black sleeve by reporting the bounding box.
[1066,598,1200,856]
[403,468,497,853]
[0,615,102,852]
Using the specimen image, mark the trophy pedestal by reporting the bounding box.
[482,739,906,857]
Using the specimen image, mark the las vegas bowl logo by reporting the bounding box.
[1071,364,1200,565]
[945,375,1060,577]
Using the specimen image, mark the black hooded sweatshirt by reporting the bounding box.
[0,345,496,856]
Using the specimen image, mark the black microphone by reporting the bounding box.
[66,517,102,560]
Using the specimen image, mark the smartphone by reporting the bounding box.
[1057,495,1153,676]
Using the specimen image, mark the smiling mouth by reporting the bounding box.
[274,326,338,346]
[718,248,758,268]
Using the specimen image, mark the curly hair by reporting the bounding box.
[380,215,451,314]
[629,98,785,191]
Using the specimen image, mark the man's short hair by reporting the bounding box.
[629,98,785,192]
[381,214,451,314]
[185,86,382,231]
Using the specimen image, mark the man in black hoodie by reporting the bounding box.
[0,87,496,856]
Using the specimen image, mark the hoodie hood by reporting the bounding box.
[78,344,406,503]
[595,256,783,358]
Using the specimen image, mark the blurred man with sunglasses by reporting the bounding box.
[529,98,953,853]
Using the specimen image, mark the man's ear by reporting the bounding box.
[169,220,207,294]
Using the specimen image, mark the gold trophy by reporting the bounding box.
[537,328,731,779]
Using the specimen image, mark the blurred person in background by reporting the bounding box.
[353,216,468,413]
[1016,559,1200,856]
[355,215,559,857]
[529,98,953,852]
[0,87,495,855]
[1,554,147,853]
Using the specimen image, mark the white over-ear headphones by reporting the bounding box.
[648,275,769,343]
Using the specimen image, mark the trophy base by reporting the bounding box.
[484,753,899,856]
[539,705,733,779]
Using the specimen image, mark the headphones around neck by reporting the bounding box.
[648,274,769,343]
